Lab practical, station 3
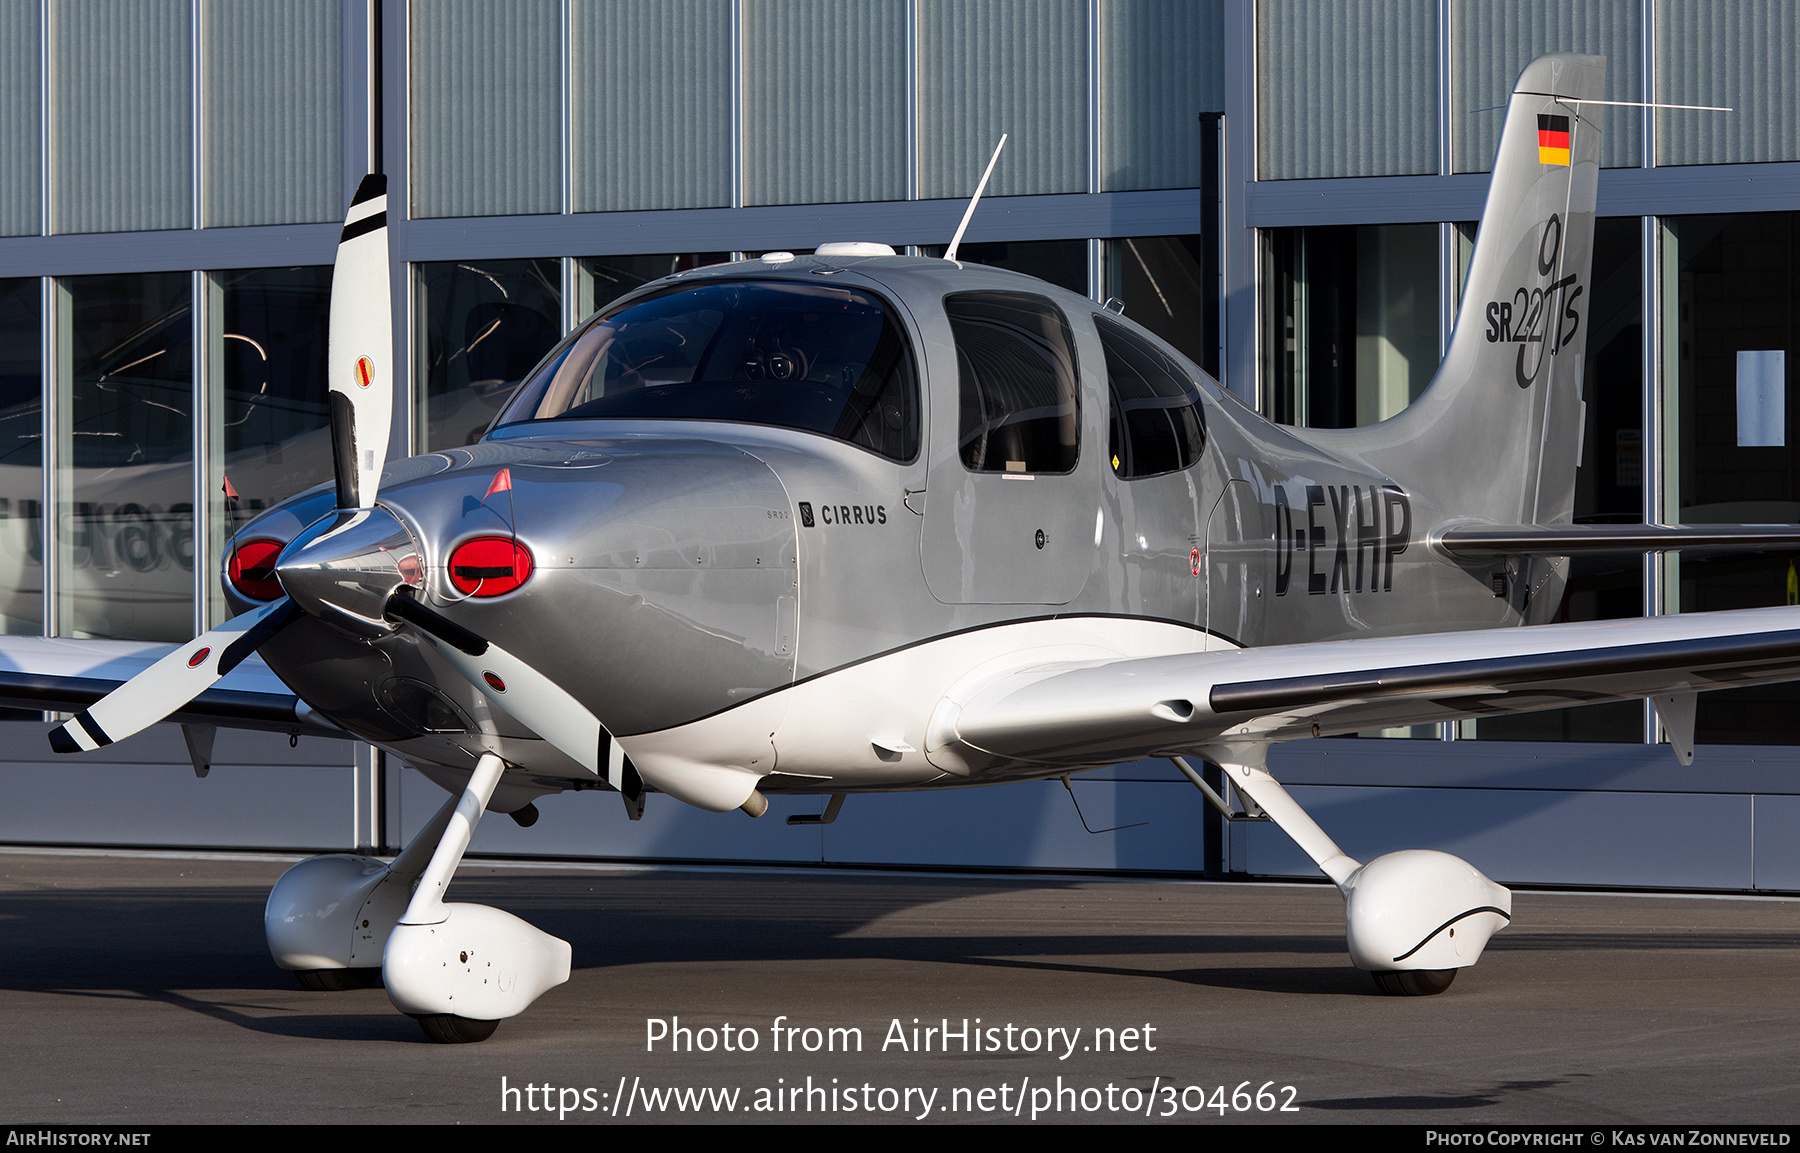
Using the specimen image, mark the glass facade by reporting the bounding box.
[0,2,1794,864]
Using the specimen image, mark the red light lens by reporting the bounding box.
[448,537,534,597]
[227,538,285,601]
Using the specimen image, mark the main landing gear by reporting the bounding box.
[264,752,571,1042]
[1183,743,1512,995]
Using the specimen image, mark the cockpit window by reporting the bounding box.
[495,280,919,460]
[1098,314,1206,478]
[946,291,1080,474]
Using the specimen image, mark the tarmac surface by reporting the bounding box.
[3,849,1800,1126]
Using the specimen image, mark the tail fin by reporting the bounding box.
[1352,53,1605,528]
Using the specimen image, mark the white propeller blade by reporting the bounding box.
[328,173,394,511]
[49,599,300,754]
[385,595,602,776]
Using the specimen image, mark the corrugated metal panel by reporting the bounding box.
[202,0,342,227]
[917,0,1087,200]
[51,0,192,234]
[1451,0,1641,174]
[1257,0,1437,180]
[0,0,39,236]
[1655,0,1799,166]
[571,0,732,212]
[409,0,560,219]
[741,0,906,206]
[1098,0,1224,192]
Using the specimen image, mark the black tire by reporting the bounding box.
[414,1014,501,1044]
[294,967,383,991]
[1371,968,1458,996]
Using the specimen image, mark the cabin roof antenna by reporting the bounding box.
[943,134,1008,264]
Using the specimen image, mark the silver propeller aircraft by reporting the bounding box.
[10,54,1799,1042]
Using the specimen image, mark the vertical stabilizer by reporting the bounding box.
[1352,54,1605,529]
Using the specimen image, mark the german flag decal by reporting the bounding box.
[1537,114,1571,166]
[355,355,374,388]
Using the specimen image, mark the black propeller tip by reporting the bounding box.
[350,173,387,206]
[47,727,79,755]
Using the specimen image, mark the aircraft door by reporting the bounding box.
[920,291,1099,605]
[1203,478,1268,648]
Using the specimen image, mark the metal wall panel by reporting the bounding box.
[1655,0,1800,166]
[570,0,733,212]
[50,0,192,234]
[1451,0,1641,173]
[917,0,1087,200]
[1098,0,1224,192]
[0,0,39,236]
[1257,0,1437,180]
[409,0,560,219]
[740,0,907,207]
[202,0,343,227]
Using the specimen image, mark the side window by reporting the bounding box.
[945,291,1080,474]
[1098,314,1207,479]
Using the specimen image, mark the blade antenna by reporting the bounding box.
[943,134,1007,264]
[1060,774,1148,835]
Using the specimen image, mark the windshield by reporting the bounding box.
[495,280,919,460]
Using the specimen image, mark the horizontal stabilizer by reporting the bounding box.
[1436,523,1800,558]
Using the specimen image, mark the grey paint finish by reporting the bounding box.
[51,0,192,235]
[740,0,908,207]
[0,0,38,237]
[1655,0,1800,166]
[1451,0,1642,173]
[570,0,733,212]
[408,0,560,220]
[1097,0,1225,192]
[202,0,343,227]
[1257,0,1438,180]
[916,0,1087,200]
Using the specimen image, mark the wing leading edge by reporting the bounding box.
[0,637,331,737]
[946,606,1800,766]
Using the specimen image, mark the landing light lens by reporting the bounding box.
[227,538,285,601]
[449,537,535,597]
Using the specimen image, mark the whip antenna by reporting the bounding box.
[944,134,1008,263]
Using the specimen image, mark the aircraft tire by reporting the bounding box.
[293,967,383,991]
[413,1014,501,1044]
[1371,968,1457,996]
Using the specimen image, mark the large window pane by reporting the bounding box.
[209,266,333,622]
[414,260,561,452]
[1259,224,1438,428]
[1667,212,1800,744]
[56,274,193,641]
[0,277,41,633]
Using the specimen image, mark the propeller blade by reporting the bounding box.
[386,595,603,776]
[48,599,301,754]
[328,173,393,511]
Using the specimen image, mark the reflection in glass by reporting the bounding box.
[0,278,42,634]
[56,273,193,641]
[1260,224,1438,429]
[1477,217,1646,743]
[917,240,1088,296]
[1668,213,1800,744]
[1101,236,1217,378]
[415,259,561,452]
[578,253,730,323]
[208,266,333,623]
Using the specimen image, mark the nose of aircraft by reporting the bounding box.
[274,507,423,638]
[245,436,801,752]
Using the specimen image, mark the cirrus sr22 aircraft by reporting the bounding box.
[11,54,1798,1042]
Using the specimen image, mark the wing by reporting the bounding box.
[0,636,335,737]
[944,605,1800,766]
